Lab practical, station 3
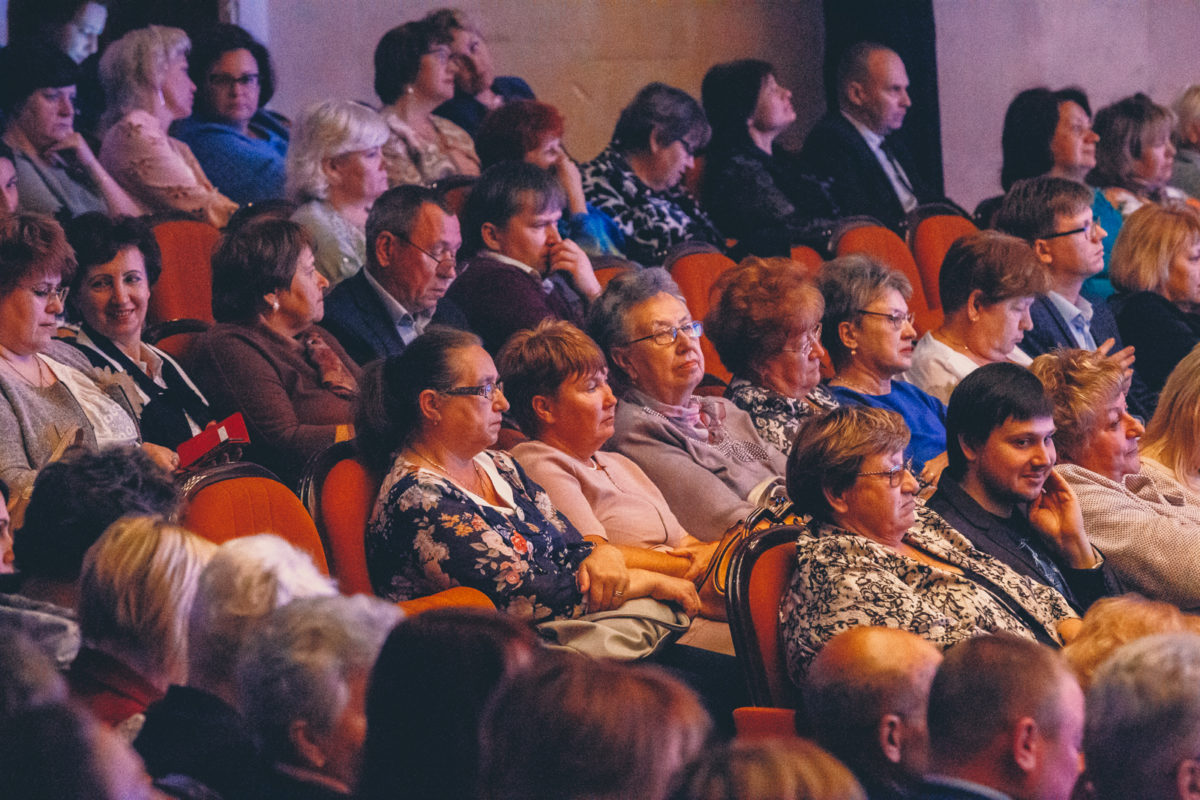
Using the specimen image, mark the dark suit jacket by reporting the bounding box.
[913,778,1010,800]
[319,270,470,365]
[800,111,934,232]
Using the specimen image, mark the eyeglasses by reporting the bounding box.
[208,72,259,91]
[857,459,914,488]
[28,284,69,304]
[1041,219,1101,240]
[398,234,459,272]
[623,320,703,347]
[855,309,914,330]
[782,322,823,355]
[440,380,504,400]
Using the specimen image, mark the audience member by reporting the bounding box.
[701,58,837,255]
[358,608,538,800]
[929,363,1122,613]
[1032,348,1200,609]
[705,256,836,455]
[581,82,724,265]
[477,656,712,800]
[1141,344,1200,505]
[905,231,1042,403]
[1172,84,1200,199]
[375,19,481,187]
[0,42,140,218]
[448,161,602,353]
[804,627,942,800]
[818,254,948,480]
[588,268,786,540]
[6,0,108,64]
[671,738,867,800]
[425,8,536,137]
[98,25,238,227]
[0,141,19,215]
[321,184,469,365]
[287,99,389,286]
[800,42,934,233]
[920,635,1084,800]
[780,405,1077,681]
[1084,633,1200,800]
[235,595,401,799]
[173,23,289,205]
[186,218,358,487]
[62,212,213,449]
[1062,594,1199,689]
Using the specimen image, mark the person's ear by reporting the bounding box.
[262,290,280,313]
[1176,757,1200,800]
[966,289,988,323]
[321,155,341,182]
[531,394,555,427]
[480,221,502,252]
[1011,717,1040,774]
[824,484,851,516]
[837,318,859,352]
[417,388,442,427]
[288,719,326,770]
[649,127,670,154]
[877,713,905,764]
[1032,237,1055,266]
[610,346,636,383]
[374,230,397,269]
[845,80,867,108]
[957,433,980,468]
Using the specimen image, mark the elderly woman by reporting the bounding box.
[1141,345,1200,507]
[499,320,717,581]
[236,595,401,799]
[63,213,212,449]
[186,218,358,487]
[587,268,785,540]
[780,405,1078,682]
[817,254,948,481]
[287,100,389,286]
[1106,201,1200,399]
[0,214,178,501]
[360,326,699,620]
[674,739,867,800]
[581,82,725,266]
[1031,348,1200,610]
[705,256,836,455]
[475,99,624,257]
[98,25,238,228]
[0,42,139,219]
[1171,85,1200,199]
[172,23,289,205]
[375,20,480,187]
[906,231,1043,403]
[700,59,837,255]
[0,142,19,215]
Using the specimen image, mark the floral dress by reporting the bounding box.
[381,111,480,188]
[779,505,1077,685]
[366,450,592,620]
[725,377,839,456]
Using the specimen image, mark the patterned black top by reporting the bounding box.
[725,377,839,455]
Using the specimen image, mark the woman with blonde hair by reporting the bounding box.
[671,738,866,800]
[1139,344,1200,505]
[1062,594,1200,689]
[1107,201,1200,402]
[1171,84,1200,199]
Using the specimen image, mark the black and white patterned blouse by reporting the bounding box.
[725,377,839,456]
[780,505,1077,685]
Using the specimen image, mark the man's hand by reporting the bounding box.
[549,238,601,300]
[1027,468,1098,569]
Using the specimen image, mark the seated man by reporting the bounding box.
[321,184,469,365]
[928,363,1122,614]
[804,627,942,800]
[800,42,936,232]
[1086,633,1200,800]
[920,635,1084,800]
[447,161,602,354]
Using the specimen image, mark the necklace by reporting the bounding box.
[410,446,487,494]
[935,330,988,363]
[0,347,49,387]
[832,373,886,395]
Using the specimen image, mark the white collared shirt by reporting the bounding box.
[1046,290,1096,350]
[842,111,918,213]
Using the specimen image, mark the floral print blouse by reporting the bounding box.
[780,505,1076,685]
[366,450,592,621]
[381,111,480,188]
[725,377,839,455]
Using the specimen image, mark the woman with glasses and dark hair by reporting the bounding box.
[358,326,699,619]
[780,404,1078,682]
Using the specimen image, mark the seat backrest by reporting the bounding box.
[299,441,379,594]
[182,462,330,575]
[149,220,220,327]
[833,221,942,334]
[909,214,978,311]
[671,252,737,385]
[726,525,804,708]
[789,244,825,274]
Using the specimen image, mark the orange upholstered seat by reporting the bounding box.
[670,251,738,385]
[831,218,942,333]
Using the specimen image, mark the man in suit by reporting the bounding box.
[919,635,1084,800]
[321,185,468,365]
[800,42,934,232]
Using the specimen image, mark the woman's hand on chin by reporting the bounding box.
[627,570,701,618]
[577,541,630,611]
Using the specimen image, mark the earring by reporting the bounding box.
[406,85,415,95]
[271,300,279,311]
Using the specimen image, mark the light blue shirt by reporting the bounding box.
[362,267,433,346]
[1046,290,1096,349]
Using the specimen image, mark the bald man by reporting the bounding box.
[804,627,942,800]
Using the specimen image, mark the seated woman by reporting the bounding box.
[1171,85,1200,200]
[587,268,785,541]
[62,213,212,450]
[1031,347,1200,611]
[581,82,725,266]
[98,25,237,227]
[700,59,837,256]
[475,99,624,257]
[0,42,140,219]
[0,214,177,501]
[360,326,699,619]
[906,230,1043,403]
[286,100,389,286]
[0,142,19,216]
[1107,201,1200,399]
[6,0,107,65]
[499,319,716,580]
[172,23,289,205]
[817,254,948,481]
[705,256,836,455]
[375,20,480,187]
[1141,344,1200,506]
[780,405,1078,682]
[186,218,358,487]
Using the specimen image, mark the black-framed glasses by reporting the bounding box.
[623,320,703,347]
[440,381,504,400]
[208,72,259,91]
[1041,219,1100,240]
[855,309,914,330]
[782,322,823,355]
[857,459,914,488]
[397,234,458,272]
